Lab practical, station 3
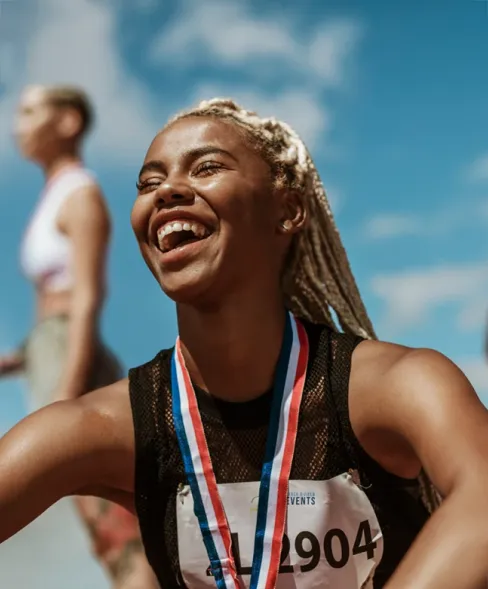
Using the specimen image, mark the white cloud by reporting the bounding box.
[363,199,488,241]
[363,214,423,239]
[371,262,488,332]
[0,0,157,163]
[466,153,488,182]
[191,83,329,150]
[307,20,363,85]
[152,2,295,66]
[151,0,363,89]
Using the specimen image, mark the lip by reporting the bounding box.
[149,209,214,247]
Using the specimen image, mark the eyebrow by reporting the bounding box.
[138,160,164,180]
[138,146,237,180]
[182,146,238,162]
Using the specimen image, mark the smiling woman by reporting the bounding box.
[1,98,488,589]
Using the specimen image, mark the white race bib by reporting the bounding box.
[177,472,383,588]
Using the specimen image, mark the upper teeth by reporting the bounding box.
[159,220,207,238]
[157,220,209,251]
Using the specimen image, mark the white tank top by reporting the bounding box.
[20,167,97,292]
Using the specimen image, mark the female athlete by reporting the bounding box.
[1,98,488,588]
[0,85,156,588]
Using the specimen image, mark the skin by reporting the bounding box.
[1,116,488,588]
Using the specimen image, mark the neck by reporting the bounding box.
[42,150,82,182]
[177,287,287,402]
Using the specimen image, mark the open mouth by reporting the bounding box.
[156,220,211,253]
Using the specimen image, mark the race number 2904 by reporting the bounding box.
[206,519,377,576]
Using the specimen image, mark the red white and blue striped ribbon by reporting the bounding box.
[171,312,309,589]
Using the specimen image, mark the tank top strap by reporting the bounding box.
[44,168,96,210]
[319,328,373,484]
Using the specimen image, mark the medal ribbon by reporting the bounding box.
[171,312,309,589]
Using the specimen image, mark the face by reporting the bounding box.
[131,116,296,306]
[14,86,62,161]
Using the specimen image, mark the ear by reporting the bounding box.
[56,108,83,140]
[277,190,307,235]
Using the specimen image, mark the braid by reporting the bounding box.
[168,98,375,339]
[167,98,441,513]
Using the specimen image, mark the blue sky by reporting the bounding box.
[0,0,487,585]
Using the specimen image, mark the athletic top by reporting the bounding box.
[129,322,430,588]
[20,166,96,292]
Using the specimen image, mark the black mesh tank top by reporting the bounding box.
[129,322,429,588]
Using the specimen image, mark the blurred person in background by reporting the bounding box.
[0,85,157,589]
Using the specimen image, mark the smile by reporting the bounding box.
[156,219,211,253]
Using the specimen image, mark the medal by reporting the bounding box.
[171,312,309,589]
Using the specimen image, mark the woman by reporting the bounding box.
[0,85,157,588]
[1,98,488,588]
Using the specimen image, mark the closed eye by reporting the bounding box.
[136,179,161,194]
[193,161,225,177]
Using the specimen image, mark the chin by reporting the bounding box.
[159,275,216,307]
[143,235,241,308]
[17,143,37,162]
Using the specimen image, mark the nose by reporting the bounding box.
[152,180,194,209]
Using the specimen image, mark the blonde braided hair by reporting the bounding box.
[168,98,375,339]
[167,98,441,512]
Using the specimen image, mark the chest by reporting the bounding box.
[21,198,70,279]
[162,390,353,488]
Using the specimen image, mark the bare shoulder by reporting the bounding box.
[80,377,131,424]
[58,180,110,231]
[349,338,411,389]
[348,339,486,479]
[350,338,477,407]
[74,377,133,454]
[9,378,133,465]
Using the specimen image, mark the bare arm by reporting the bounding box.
[0,381,134,543]
[355,347,488,589]
[0,351,25,378]
[56,184,111,400]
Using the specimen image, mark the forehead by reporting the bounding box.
[18,86,50,111]
[145,116,254,163]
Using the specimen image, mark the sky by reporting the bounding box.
[0,0,487,586]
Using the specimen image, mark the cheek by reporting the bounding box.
[130,198,150,240]
[208,176,275,231]
[22,119,55,149]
